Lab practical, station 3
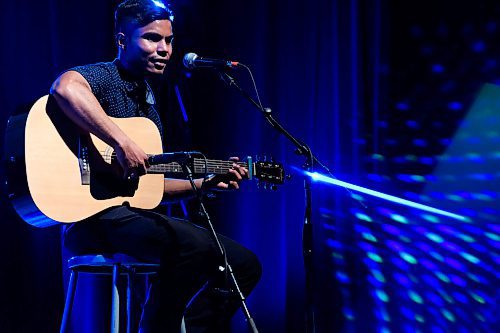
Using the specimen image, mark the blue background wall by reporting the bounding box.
[1,0,498,332]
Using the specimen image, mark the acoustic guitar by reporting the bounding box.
[4,95,284,227]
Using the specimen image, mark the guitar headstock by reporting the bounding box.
[253,160,285,186]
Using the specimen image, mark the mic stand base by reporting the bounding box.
[182,162,259,333]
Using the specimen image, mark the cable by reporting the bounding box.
[239,63,264,111]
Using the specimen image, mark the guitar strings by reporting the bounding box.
[97,150,247,174]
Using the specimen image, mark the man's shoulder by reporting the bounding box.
[66,60,120,94]
[70,60,118,79]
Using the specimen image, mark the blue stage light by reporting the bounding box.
[174,85,189,122]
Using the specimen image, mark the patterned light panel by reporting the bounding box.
[318,6,500,331]
[319,85,499,333]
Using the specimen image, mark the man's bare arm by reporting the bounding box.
[50,71,149,178]
[51,71,247,197]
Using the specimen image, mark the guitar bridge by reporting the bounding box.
[79,140,90,185]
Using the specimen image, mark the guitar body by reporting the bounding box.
[7,95,164,227]
[5,95,285,227]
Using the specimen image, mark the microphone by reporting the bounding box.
[148,152,193,165]
[183,52,239,69]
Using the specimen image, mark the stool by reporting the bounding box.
[59,253,161,333]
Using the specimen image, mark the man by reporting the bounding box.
[50,0,261,331]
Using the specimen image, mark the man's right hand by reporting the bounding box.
[114,138,150,180]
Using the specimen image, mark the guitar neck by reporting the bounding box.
[147,158,247,176]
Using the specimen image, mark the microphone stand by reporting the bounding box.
[219,71,318,332]
[180,153,259,333]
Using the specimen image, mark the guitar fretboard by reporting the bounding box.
[147,158,248,175]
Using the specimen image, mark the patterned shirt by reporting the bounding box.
[70,59,163,142]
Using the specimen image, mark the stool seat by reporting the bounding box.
[68,254,160,274]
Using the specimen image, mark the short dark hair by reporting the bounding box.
[115,0,174,34]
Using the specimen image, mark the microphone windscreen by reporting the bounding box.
[183,53,198,69]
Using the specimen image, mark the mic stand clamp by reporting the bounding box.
[180,153,259,333]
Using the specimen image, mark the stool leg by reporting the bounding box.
[180,316,186,333]
[60,270,78,333]
[126,268,136,333]
[111,263,120,333]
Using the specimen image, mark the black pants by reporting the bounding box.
[63,205,262,332]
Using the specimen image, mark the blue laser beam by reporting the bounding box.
[305,172,469,222]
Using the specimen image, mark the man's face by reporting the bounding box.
[120,19,173,76]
